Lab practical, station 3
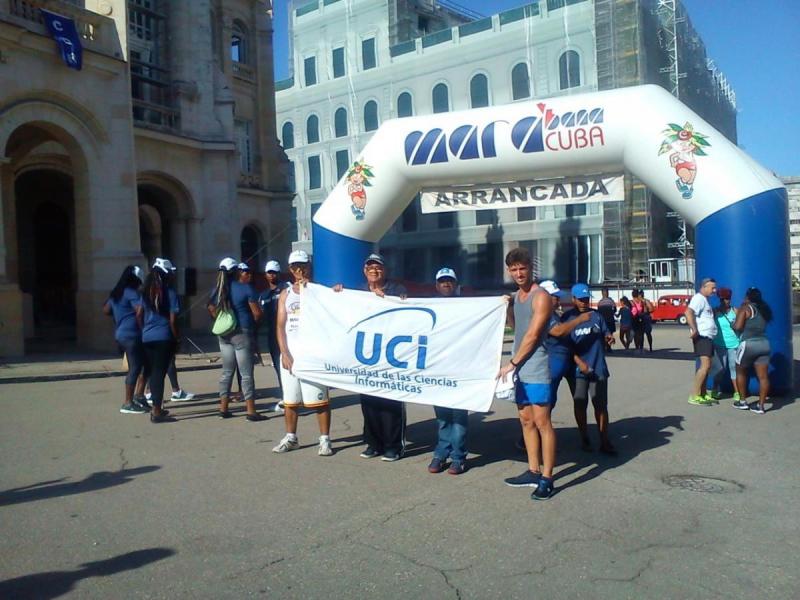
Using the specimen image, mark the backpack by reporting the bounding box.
[212,308,237,336]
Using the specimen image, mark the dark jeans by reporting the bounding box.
[119,337,144,386]
[167,358,178,390]
[433,406,468,462]
[267,333,282,390]
[143,340,176,409]
[361,394,405,454]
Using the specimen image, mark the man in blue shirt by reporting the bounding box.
[562,283,617,455]
[258,260,288,413]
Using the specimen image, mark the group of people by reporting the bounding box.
[685,278,773,414]
[595,288,655,353]
[104,249,775,502]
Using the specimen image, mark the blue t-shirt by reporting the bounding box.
[619,306,633,327]
[544,313,573,358]
[230,281,258,330]
[142,287,180,343]
[563,308,610,380]
[106,287,141,342]
[258,283,288,335]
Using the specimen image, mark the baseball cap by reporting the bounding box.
[288,250,309,264]
[539,279,564,297]
[218,257,238,271]
[237,262,250,272]
[132,266,144,281]
[265,260,281,273]
[435,267,457,281]
[571,283,591,299]
[717,287,732,300]
[153,257,176,273]
[364,253,385,266]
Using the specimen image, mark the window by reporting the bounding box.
[307,155,321,189]
[332,46,345,78]
[334,107,348,137]
[335,149,349,180]
[511,62,530,100]
[306,114,319,144]
[311,202,321,220]
[363,100,379,132]
[432,83,449,113]
[418,16,429,34]
[559,50,580,89]
[437,212,455,229]
[235,119,252,173]
[281,122,294,149]
[362,37,376,70]
[402,248,425,278]
[566,203,587,217]
[287,160,295,192]
[231,21,247,63]
[304,55,317,86]
[397,92,413,117]
[470,74,489,108]
[517,206,536,221]
[401,198,418,232]
[476,210,493,226]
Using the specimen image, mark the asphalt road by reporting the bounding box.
[1,326,798,599]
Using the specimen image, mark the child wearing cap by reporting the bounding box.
[562,283,616,454]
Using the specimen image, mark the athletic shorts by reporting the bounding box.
[548,355,572,406]
[693,336,714,357]
[736,339,771,368]
[515,381,552,407]
[280,364,329,407]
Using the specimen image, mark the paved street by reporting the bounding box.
[1,325,799,599]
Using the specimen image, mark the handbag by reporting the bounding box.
[212,308,238,336]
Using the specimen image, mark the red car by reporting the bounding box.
[650,294,692,324]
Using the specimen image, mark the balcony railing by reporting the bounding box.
[3,0,122,59]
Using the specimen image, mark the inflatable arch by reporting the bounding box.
[312,85,791,391]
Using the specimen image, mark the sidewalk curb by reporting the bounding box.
[0,363,223,385]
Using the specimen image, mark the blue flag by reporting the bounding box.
[40,9,82,71]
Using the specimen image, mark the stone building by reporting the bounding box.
[0,0,292,356]
[276,0,737,288]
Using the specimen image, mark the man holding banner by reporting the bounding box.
[499,247,556,501]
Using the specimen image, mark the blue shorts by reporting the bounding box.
[515,381,552,407]
[549,355,572,406]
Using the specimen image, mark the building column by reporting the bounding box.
[0,160,25,356]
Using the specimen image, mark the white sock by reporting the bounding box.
[319,435,330,442]
[286,433,297,441]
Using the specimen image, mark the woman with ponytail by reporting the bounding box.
[733,287,773,414]
[208,257,265,421]
[103,265,148,414]
[137,258,180,423]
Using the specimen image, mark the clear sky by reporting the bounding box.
[273,0,800,176]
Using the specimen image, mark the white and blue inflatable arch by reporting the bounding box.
[312,85,791,391]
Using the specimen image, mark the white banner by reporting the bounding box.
[291,283,507,412]
[419,175,624,213]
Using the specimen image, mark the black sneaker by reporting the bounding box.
[150,412,176,423]
[246,413,267,422]
[381,450,402,462]
[531,477,554,500]
[120,403,147,414]
[504,469,542,487]
[219,411,234,419]
[359,446,381,459]
[132,396,150,412]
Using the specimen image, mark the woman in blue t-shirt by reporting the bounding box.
[136,258,180,423]
[103,265,147,415]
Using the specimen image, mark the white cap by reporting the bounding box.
[237,262,250,271]
[153,257,176,273]
[288,250,309,264]
[435,267,457,281]
[265,260,281,273]
[132,266,144,281]
[218,257,237,271]
[539,279,564,297]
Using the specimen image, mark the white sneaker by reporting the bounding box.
[170,389,195,402]
[318,437,333,456]
[272,434,299,453]
[268,402,285,415]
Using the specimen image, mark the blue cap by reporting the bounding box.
[571,283,591,299]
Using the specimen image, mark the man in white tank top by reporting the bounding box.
[272,250,333,456]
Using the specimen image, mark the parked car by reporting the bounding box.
[650,294,692,324]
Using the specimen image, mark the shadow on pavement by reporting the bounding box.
[0,466,160,507]
[0,547,175,599]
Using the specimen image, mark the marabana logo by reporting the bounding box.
[404,103,605,166]
[348,307,436,369]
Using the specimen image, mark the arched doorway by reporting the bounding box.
[240,224,264,272]
[138,184,176,268]
[15,169,77,344]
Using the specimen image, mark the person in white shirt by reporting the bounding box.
[684,277,718,406]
